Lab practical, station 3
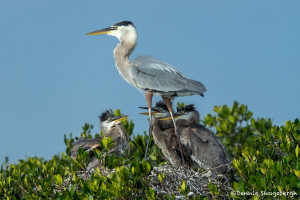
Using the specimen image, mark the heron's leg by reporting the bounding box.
[144,92,153,160]
[162,97,185,166]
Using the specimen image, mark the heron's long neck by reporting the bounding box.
[105,125,128,144]
[116,124,129,142]
[113,38,137,83]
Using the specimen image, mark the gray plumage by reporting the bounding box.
[132,55,206,97]
[152,113,196,169]
[69,110,129,170]
[141,102,231,173]
[175,105,231,173]
[87,20,207,164]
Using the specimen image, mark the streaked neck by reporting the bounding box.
[113,38,137,85]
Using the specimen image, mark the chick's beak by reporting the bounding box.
[112,115,128,123]
[159,114,180,121]
[139,111,161,117]
[139,112,150,115]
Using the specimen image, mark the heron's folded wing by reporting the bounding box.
[190,125,213,143]
[69,138,102,157]
[191,125,230,160]
[132,55,206,94]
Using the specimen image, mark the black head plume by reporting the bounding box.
[113,21,135,27]
[177,104,195,112]
[155,101,169,111]
[99,109,115,122]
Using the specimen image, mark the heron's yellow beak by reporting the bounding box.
[139,112,152,115]
[138,111,160,116]
[113,115,128,122]
[87,26,117,35]
[159,115,179,121]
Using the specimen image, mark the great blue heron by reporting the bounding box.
[140,101,195,169]
[162,104,231,173]
[87,20,207,164]
[69,109,129,170]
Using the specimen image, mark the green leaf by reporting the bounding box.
[232,159,239,169]
[101,137,108,150]
[86,182,95,192]
[181,180,186,191]
[296,145,299,158]
[213,106,222,113]
[114,109,121,117]
[145,161,151,174]
[53,174,62,187]
[294,170,300,178]
[158,173,165,183]
[294,118,299,126]
[107,136,114,149]
[259,177,265,188]
[285,121,291,131]
[146,187,155,200]
[260,168,267,175]
[233,182,239,190]
[229,115,235,123]
[69,185,76,197]
[150,155,156,161]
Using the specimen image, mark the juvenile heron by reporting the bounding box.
[163,104,231,173]
[140,101,195,169]
[69,109,129,170]
[87,21,207,164]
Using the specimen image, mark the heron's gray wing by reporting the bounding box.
[69,138,102,157]
[132,55,206,96]
[191,124,231,167]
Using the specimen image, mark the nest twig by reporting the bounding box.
[58,164,234,199]
[149,164,234,199]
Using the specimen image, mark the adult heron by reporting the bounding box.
[69,109,129,170]
[87,21,207,164]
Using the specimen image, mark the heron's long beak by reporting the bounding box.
[139,112,151,115]
[139,106,157,115]
[139,111,160,117]
[139,106,161,111]
[86,26,117,35]
[159,114,180,121]
[112,115,128,123]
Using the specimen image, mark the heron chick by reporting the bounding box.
[87,21,207,164]
[162,104,231,173]
[69,109,129,170]
[139,101,195,169]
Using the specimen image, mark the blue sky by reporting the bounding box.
[1,0,299,163]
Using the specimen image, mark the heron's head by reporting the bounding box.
[99,109,128,135]
[160,104,200,125]
[87,21,137,43]
[139,101,171,119]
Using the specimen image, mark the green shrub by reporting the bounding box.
[1,101,299,199]
[204,101,299,199]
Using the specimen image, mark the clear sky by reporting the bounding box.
[1,0,299,163]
